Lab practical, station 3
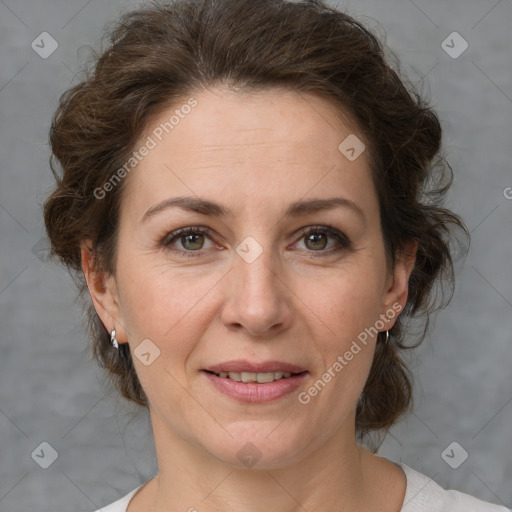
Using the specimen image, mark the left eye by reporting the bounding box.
[296,229,339,251]
[292,225,351,256]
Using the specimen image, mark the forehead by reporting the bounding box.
[143,86,359,158]
[120,86,376,222]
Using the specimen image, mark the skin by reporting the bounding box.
[81,86,416,512]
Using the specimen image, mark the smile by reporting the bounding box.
[201,370,309,403]
[205,370,305,383]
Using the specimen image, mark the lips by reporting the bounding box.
[203,360,307,374]
[202,368,308,403]
[204,370,301,383]
[201,360,309,402]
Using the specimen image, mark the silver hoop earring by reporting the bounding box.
[385,330,389,344]
[110,328,119,349]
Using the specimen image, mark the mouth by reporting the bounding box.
[202,369,307,383]
[201,364,309,403]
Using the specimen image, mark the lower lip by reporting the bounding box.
[202,371,308,403]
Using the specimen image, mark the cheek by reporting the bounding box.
[115,260,219,406]
[309,266,385,341]
[116,255,221,351]
[300,265,384,391]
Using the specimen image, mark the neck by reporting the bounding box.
[139,410,389,512]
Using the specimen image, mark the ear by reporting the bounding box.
[380,240,417,327]
[80,240,127,345]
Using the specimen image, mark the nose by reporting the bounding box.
[220,245,293,338]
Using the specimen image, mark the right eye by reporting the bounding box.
[162,226,218,257]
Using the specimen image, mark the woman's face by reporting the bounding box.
[86,86,413,468]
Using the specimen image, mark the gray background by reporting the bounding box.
[0,0,511,510]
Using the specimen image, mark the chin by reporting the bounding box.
[200,427,307,470]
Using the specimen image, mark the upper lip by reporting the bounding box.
[203,360,308,374]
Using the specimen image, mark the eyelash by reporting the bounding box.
[161,225,351,258]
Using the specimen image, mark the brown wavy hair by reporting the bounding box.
[43,0,469,441]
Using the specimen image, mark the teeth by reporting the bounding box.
[215,371,295,382]
[241,372,257,382]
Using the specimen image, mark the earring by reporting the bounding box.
[110,328,119,349]
[384,330,389,344]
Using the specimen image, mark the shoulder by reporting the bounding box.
[399,463,510,512]
[90,484,144,512]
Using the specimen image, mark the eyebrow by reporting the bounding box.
[141,196,366,224]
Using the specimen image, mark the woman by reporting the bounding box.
[43,0,509,510]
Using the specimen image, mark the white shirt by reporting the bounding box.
[92,462,510,511]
